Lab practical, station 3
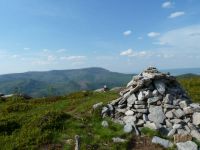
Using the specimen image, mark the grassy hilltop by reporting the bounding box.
[0,76,199,150]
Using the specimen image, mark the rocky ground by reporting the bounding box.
[99,67,200,150]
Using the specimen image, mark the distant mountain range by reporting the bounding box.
[0,67,133,97]
[0,67,199,98]
[162,68,200,76]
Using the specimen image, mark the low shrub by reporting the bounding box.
[140,127,160,137]
[66,91,92,99]
[36,111,71,131]
[0,119,20,135]
[6,103,32,113]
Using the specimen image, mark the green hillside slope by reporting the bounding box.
[0,76,199,150]
[178,76,200,103]
[0,68,133,97]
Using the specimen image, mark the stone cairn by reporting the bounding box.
[101,67,200,140]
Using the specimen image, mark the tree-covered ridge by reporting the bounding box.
[0,67,133,97]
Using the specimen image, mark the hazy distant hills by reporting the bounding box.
[0,67,199,98]
[162,68,200,76]
[0,67,133,97]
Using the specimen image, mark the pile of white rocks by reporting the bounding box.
[101,67,200,141]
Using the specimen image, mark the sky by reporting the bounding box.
[0,0,200,74]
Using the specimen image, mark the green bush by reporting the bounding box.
[0,119,20,135]
[66,91,92,99]
[6,103,32,113]
[140,127,160,137]
[36,111,71,131]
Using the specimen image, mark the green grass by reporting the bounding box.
[0,91,132,150]
[140,127,161,138]
[178,76,200,103]
[0,76,199,149]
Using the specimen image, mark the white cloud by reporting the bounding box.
[120,49,133,56]
[169,11,185,18]
[60,55,86,61]
[23,48,30,50]
[56,49,66,53]
[42,49,49,52]
[158,24,200,50]
[47,55,56,61]
[162,1,173,8]
[147,32,160,38]
[32,60,51,66]
[123,30,132,36]
[120,49,150,57]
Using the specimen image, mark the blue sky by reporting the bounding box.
[0,0,200,74]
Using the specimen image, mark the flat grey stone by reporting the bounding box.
[154,80,166,95]
[173,99,181,106]
[136,112,143,118]
[93,102,103,109]
[118,97,127,105]
[112,137,127,143]
[117,104,126,109]
[136,109,148,113]
[144,121,161,130]
[127,94,137,107]
[107,104,114,111]
[192,112,200,125]
[123,116,136,125]
[148,106,165,124]
[152,136,173,148]
[116,108,126,113]
[172,109,185,118]
[179,101,188,108]
[191,130,200,141]
[123,124,133,133]
[183,107,194,115]
[101,106,108,114]
[147,96,162,104]
[183,118,190,123]
[163,104,178,109]
[143,90,152,98]
[134,105,145,109]
[173,124,182,129]
[135,101,144,105]
[187,122,196,130]
[152,89,159,96]
[190,103,200,112]
[163,94,173,104]
[125,110,134,116]
[143,114,148,122]
[170,119,182,124]
[132,122,140,135]
[176,141,197,150]
[166,119,173,128]
[177,129,189,135]
[136,119,144,126]
[165,110,174,119]
[138,91,145,101]
[184,125,191,133]
[168,128,176,136]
